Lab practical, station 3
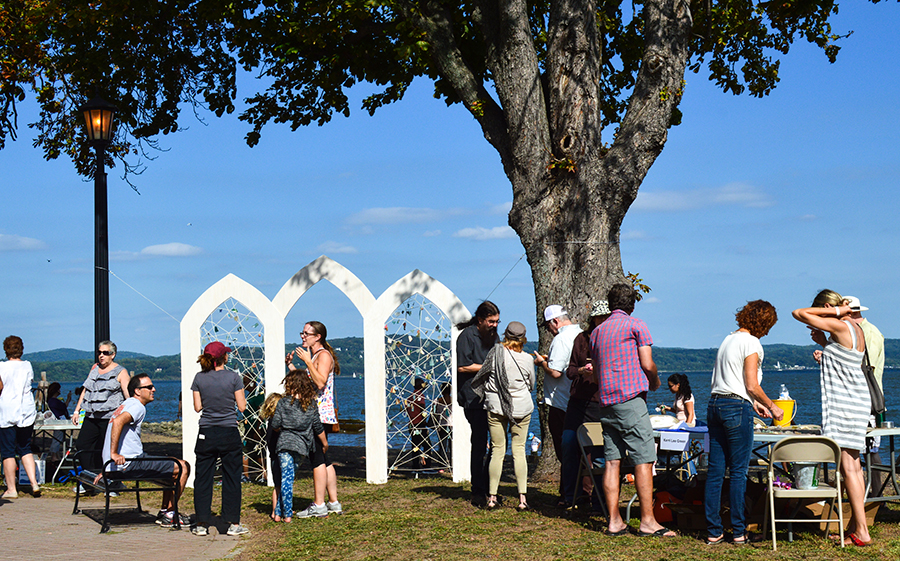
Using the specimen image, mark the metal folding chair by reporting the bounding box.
[762,435,843,550]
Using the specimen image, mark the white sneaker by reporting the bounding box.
[326,501,343,515]
[296,502,328,518]
[227,523,250,536]
[191,525,208,536]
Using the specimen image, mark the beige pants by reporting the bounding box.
[487,411,531,495]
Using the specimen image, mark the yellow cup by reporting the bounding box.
[772,399,796,427]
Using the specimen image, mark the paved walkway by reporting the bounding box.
[0,494,241,561]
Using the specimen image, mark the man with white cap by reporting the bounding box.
[846,296,886,495]
[534,304,581,506]
[845,296,884,393]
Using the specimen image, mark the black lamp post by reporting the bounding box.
[79,96,117,353]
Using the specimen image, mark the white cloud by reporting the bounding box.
[317,241,358,254]
[490,201,513,215]
[799,214,817,221]
[634,182,772,211]
[621,230,651,241]
[453,226,516,240]
[422,230,442,237]
[346,207,466,225]
[0,234,47,251]
[641,296,661,304]
[141,243,203,257]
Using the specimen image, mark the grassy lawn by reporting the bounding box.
[223,471,900,561]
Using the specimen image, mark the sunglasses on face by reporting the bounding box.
[98,350,114,356]
[138,385,155,391]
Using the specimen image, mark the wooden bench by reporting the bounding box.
[72,451,185,533]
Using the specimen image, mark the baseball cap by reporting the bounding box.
[543,305,567,322]
[204,341,231,358]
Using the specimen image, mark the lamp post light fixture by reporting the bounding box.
[79,96,117,353]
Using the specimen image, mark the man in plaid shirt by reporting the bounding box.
[590,284,674,538]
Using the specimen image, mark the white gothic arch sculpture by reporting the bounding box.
[364,269,471,484]
[179,273,284,487]
[272,255,376,319]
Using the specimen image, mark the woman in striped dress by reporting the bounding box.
[793,289,871,546]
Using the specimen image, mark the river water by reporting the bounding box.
[48,368,899,450]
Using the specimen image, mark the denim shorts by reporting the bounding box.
[598,396,656,465]
[0,425,33,460]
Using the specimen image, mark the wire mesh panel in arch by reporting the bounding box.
[200,298,268,483]
[385,294,453,476]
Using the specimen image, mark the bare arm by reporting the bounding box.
[193,390,203,413]
[296,346,331,390]
[108,411,132,465]
[72,387,87,424]
[117,368,130,400]
[458,363,483,374]
[742,353,783,421]
[534,352,562,378]
[235,388,247,413]
[685,400,695,425]
[638,346,659,391]
[793,304,854,348]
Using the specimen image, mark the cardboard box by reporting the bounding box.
[800,499,880,531]
[667,503,707,531]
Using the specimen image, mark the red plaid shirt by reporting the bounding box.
[590,309,653,406]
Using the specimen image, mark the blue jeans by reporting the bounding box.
[704,395,753,538]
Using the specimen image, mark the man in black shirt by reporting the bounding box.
[456,301,500,506]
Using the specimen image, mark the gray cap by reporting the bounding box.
[504,321,527,339]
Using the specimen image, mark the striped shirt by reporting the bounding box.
[590,310,653,406]
[820,321,869,451]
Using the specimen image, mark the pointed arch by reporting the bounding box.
[363,269,471,483]
[179,273,284,487]
[272,255,376,318]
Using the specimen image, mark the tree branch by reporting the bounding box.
[601,0,692,214]
[395,0,512,166]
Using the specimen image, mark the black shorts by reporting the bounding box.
[0,425,33,460]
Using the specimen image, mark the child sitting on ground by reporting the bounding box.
[259,391,284,521]
[269,370,327,523]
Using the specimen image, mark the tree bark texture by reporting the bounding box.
[418,0,692,477]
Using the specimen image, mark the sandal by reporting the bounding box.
[844,533,872,547]
[516,502,529,512]
[733,532,761,544]
[31,486,41,497]
[486,497,499,510]
[705,535,725,545]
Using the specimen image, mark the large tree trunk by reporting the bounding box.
[419,0,692,479]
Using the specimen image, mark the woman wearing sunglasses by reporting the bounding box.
[72,340,130,473]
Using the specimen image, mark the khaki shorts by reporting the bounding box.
[599,396,656,465]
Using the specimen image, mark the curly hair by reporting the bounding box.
[735,300,778,339]
[259,392,284,420]
[3,335,23,359]
[284,370,318,411]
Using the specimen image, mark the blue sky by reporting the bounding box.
[2,2,899,357]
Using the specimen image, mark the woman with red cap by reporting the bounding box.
[191,341,248,536]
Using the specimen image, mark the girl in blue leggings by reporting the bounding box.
[270,370,327,522]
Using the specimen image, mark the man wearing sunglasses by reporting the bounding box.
[96,373,191,527]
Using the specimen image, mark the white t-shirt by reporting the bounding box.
[544,324,581,410]
[0,360,37,428]
[102,397,146,471]
[711,330,764,402]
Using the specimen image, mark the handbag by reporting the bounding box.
[863,347,886,416]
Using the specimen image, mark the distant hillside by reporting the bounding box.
[19,337,900,381]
